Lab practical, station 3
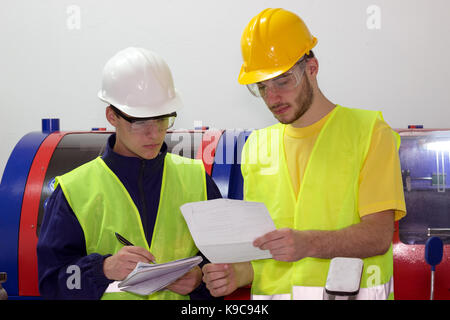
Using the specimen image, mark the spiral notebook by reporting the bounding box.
[105,255,203,296]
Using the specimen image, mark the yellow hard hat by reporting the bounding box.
[238,8,317,85]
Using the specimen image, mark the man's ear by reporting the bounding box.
[305,57,319,78]
[105,106,118,127]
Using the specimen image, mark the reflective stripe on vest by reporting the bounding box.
[252,276,394,300]
[56,153,207,300]
[242,106,395,300]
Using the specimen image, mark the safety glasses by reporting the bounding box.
[246,59,307,98]
[111,106,176,133]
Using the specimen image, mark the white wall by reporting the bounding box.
[1,0,450,177]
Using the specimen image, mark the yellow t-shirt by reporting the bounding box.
[284,109,406,221]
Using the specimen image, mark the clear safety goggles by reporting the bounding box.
[246,59,307,98]
[112,106,176,133]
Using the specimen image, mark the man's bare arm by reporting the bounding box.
[253,210,395,261]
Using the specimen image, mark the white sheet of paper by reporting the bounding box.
[180,199,276,263]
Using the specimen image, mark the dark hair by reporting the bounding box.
[306,50,315,59]
[296,50,315,66]
[109,105,121,115]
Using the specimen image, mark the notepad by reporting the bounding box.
[180,199,276,263]
[105,256,203,296]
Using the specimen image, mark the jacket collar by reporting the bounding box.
[101,133,167,179]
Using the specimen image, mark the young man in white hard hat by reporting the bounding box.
[37,47,222,300]
[202,8,406,300]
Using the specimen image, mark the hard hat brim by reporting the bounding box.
[98,89,183,118]
[237,64,293,85]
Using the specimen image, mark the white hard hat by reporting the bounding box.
[98,47,183,118]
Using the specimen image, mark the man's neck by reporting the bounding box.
[290,91,336,128]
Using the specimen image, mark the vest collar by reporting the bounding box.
[285,110,333,138]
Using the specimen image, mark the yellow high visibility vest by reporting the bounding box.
[56,153,207,300]
[241,106,396,300]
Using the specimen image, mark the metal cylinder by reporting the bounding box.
[41,118,60,133]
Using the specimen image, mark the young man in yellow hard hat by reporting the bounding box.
[37,47,222,300]
[202,8,406,300]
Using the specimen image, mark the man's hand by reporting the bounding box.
[103,246,156,281]
[202,262,253,297]
[253,210,395,262]
[166,266,202,295]
[253,228,309,262]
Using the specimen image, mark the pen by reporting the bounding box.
[115,232,156,264]
[115,232,134,246]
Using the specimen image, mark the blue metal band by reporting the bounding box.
[0,132,49,296]
[211,130,252,200]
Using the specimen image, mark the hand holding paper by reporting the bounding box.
[165,265,202,295]
[180,199,276,263]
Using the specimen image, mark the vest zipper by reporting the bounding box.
[139,160,148,240]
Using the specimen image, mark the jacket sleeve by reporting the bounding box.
[205,172,222,200]
[37,185,113,299]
